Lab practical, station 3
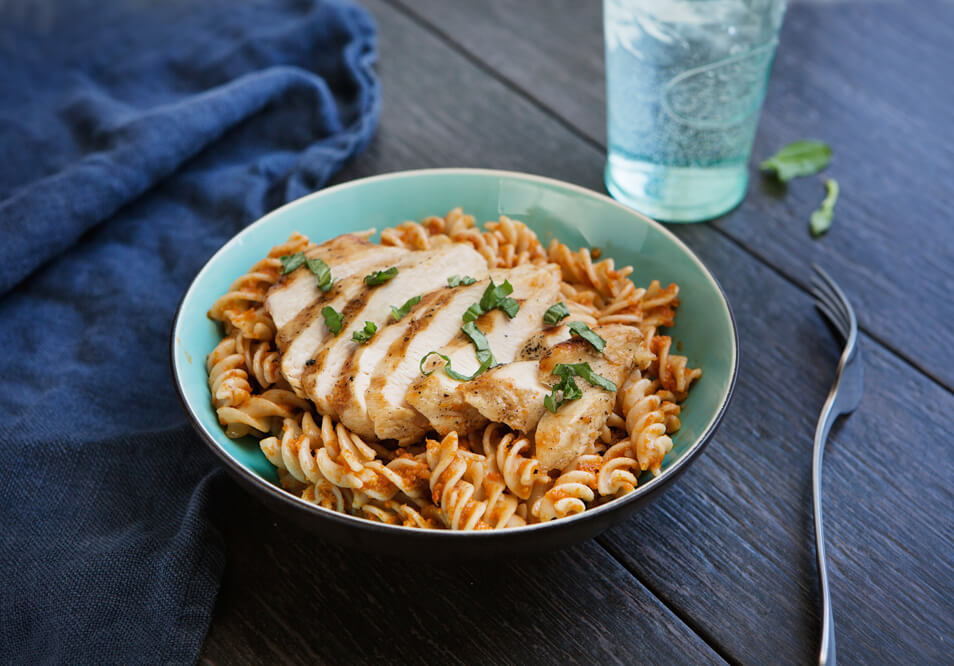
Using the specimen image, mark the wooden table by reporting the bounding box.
[200,2,954,663]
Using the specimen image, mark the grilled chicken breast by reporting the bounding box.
[276,261,405,393]
[331,286,457,440]
[405,263,561,436]
[266,235,407,330]
[461,361,549,434]
[266,233,649,459]
[534,325,643,471]
[301,244,489,417]
[363,278,492,442]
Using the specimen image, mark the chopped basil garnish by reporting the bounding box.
[461,321,495,371]
[544,374,584,413]
[279,252,333,290]
[306,257,333,292]
[391,295,422,322]
[462,302,484,323]
[280,252,306,274]
[544,362,616,413]
[498,298,520,318]
[552,362,617,392]
[419,351,496,382]
[543,302,570,326]
[567,321,606,353]
[447,275,477,287]
[352,321,377,344]
[810,178,839,237]
[462,279,519,322]
[419,321,496,382]
[321,306,343,335]
[364,267,398,286]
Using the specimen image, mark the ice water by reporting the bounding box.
[604,0,786,222]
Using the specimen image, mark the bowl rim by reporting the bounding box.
[171,167,740,538]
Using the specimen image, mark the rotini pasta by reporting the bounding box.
[206,208,701,529]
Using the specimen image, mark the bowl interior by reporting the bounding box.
[173,170,737,502]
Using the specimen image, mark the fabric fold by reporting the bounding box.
[0,0,380,662]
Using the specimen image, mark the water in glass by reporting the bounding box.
[604,0,786,222]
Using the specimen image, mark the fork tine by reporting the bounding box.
[811,286,849,334]
[812,264,857,334]
[810,275,850,323]
[813,296,849,339]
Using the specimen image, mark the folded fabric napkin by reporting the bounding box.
[0,0,379,661]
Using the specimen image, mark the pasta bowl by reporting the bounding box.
[171,168,739,557]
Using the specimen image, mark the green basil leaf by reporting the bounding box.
[420,351,452,377]
[447,275,477,287]
[544,374,583,413]
[573,365,617,392]
[479,279,514,311]
[552,362,617,392]
[306,257,333,292]
[543,302,570,325]
[321,306,343,336]
[810,178,839,237]
[364,266,398,286]
[462,302,484,323]
[463,279,518,322]
[351,321,378,344]
[567,321,606,353]
[280,252,306,274]
[419,350,494,382]
[498,297,520,318]
[390,295,422,322]
[461,321,495,369]
[759,140,832,182]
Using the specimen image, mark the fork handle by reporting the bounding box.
[813,393,838,666]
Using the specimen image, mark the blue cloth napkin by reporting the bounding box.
[0,0,379,662]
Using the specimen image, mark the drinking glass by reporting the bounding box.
[603,0,786,222]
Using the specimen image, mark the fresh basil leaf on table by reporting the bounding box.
[810,178,840,237]
[760,140,832,182]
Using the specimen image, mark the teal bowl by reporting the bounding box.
[171,168,739,556]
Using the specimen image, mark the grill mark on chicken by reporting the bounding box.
[299,244,489,418]
[332,288,456,439]
[365,279,492,442]
[404,263,561,437]
[267,236,406,332]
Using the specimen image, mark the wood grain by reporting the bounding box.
[598,222,954,665]
[391,0,954,392]
[200,487,725,666]
[201,0,954,663]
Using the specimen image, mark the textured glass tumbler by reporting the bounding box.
[604,0,786,222]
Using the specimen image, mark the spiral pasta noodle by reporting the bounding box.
[205,208,701,529]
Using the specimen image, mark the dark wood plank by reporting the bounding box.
[202,0,954,663]
[390,0,954,392]
[200,488,725,666]
[598,222,954,665]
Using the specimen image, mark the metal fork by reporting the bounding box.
[809,265,865,666]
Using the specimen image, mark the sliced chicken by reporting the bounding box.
[331,287,457,440]
[534,325,643,471]
[514,324,572,361]
[405,263,561,437]
[461,361,549,434]
[277,263,401,393]
[266,235,407,330]
[365,279,493,443]
[301,244,489,417]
